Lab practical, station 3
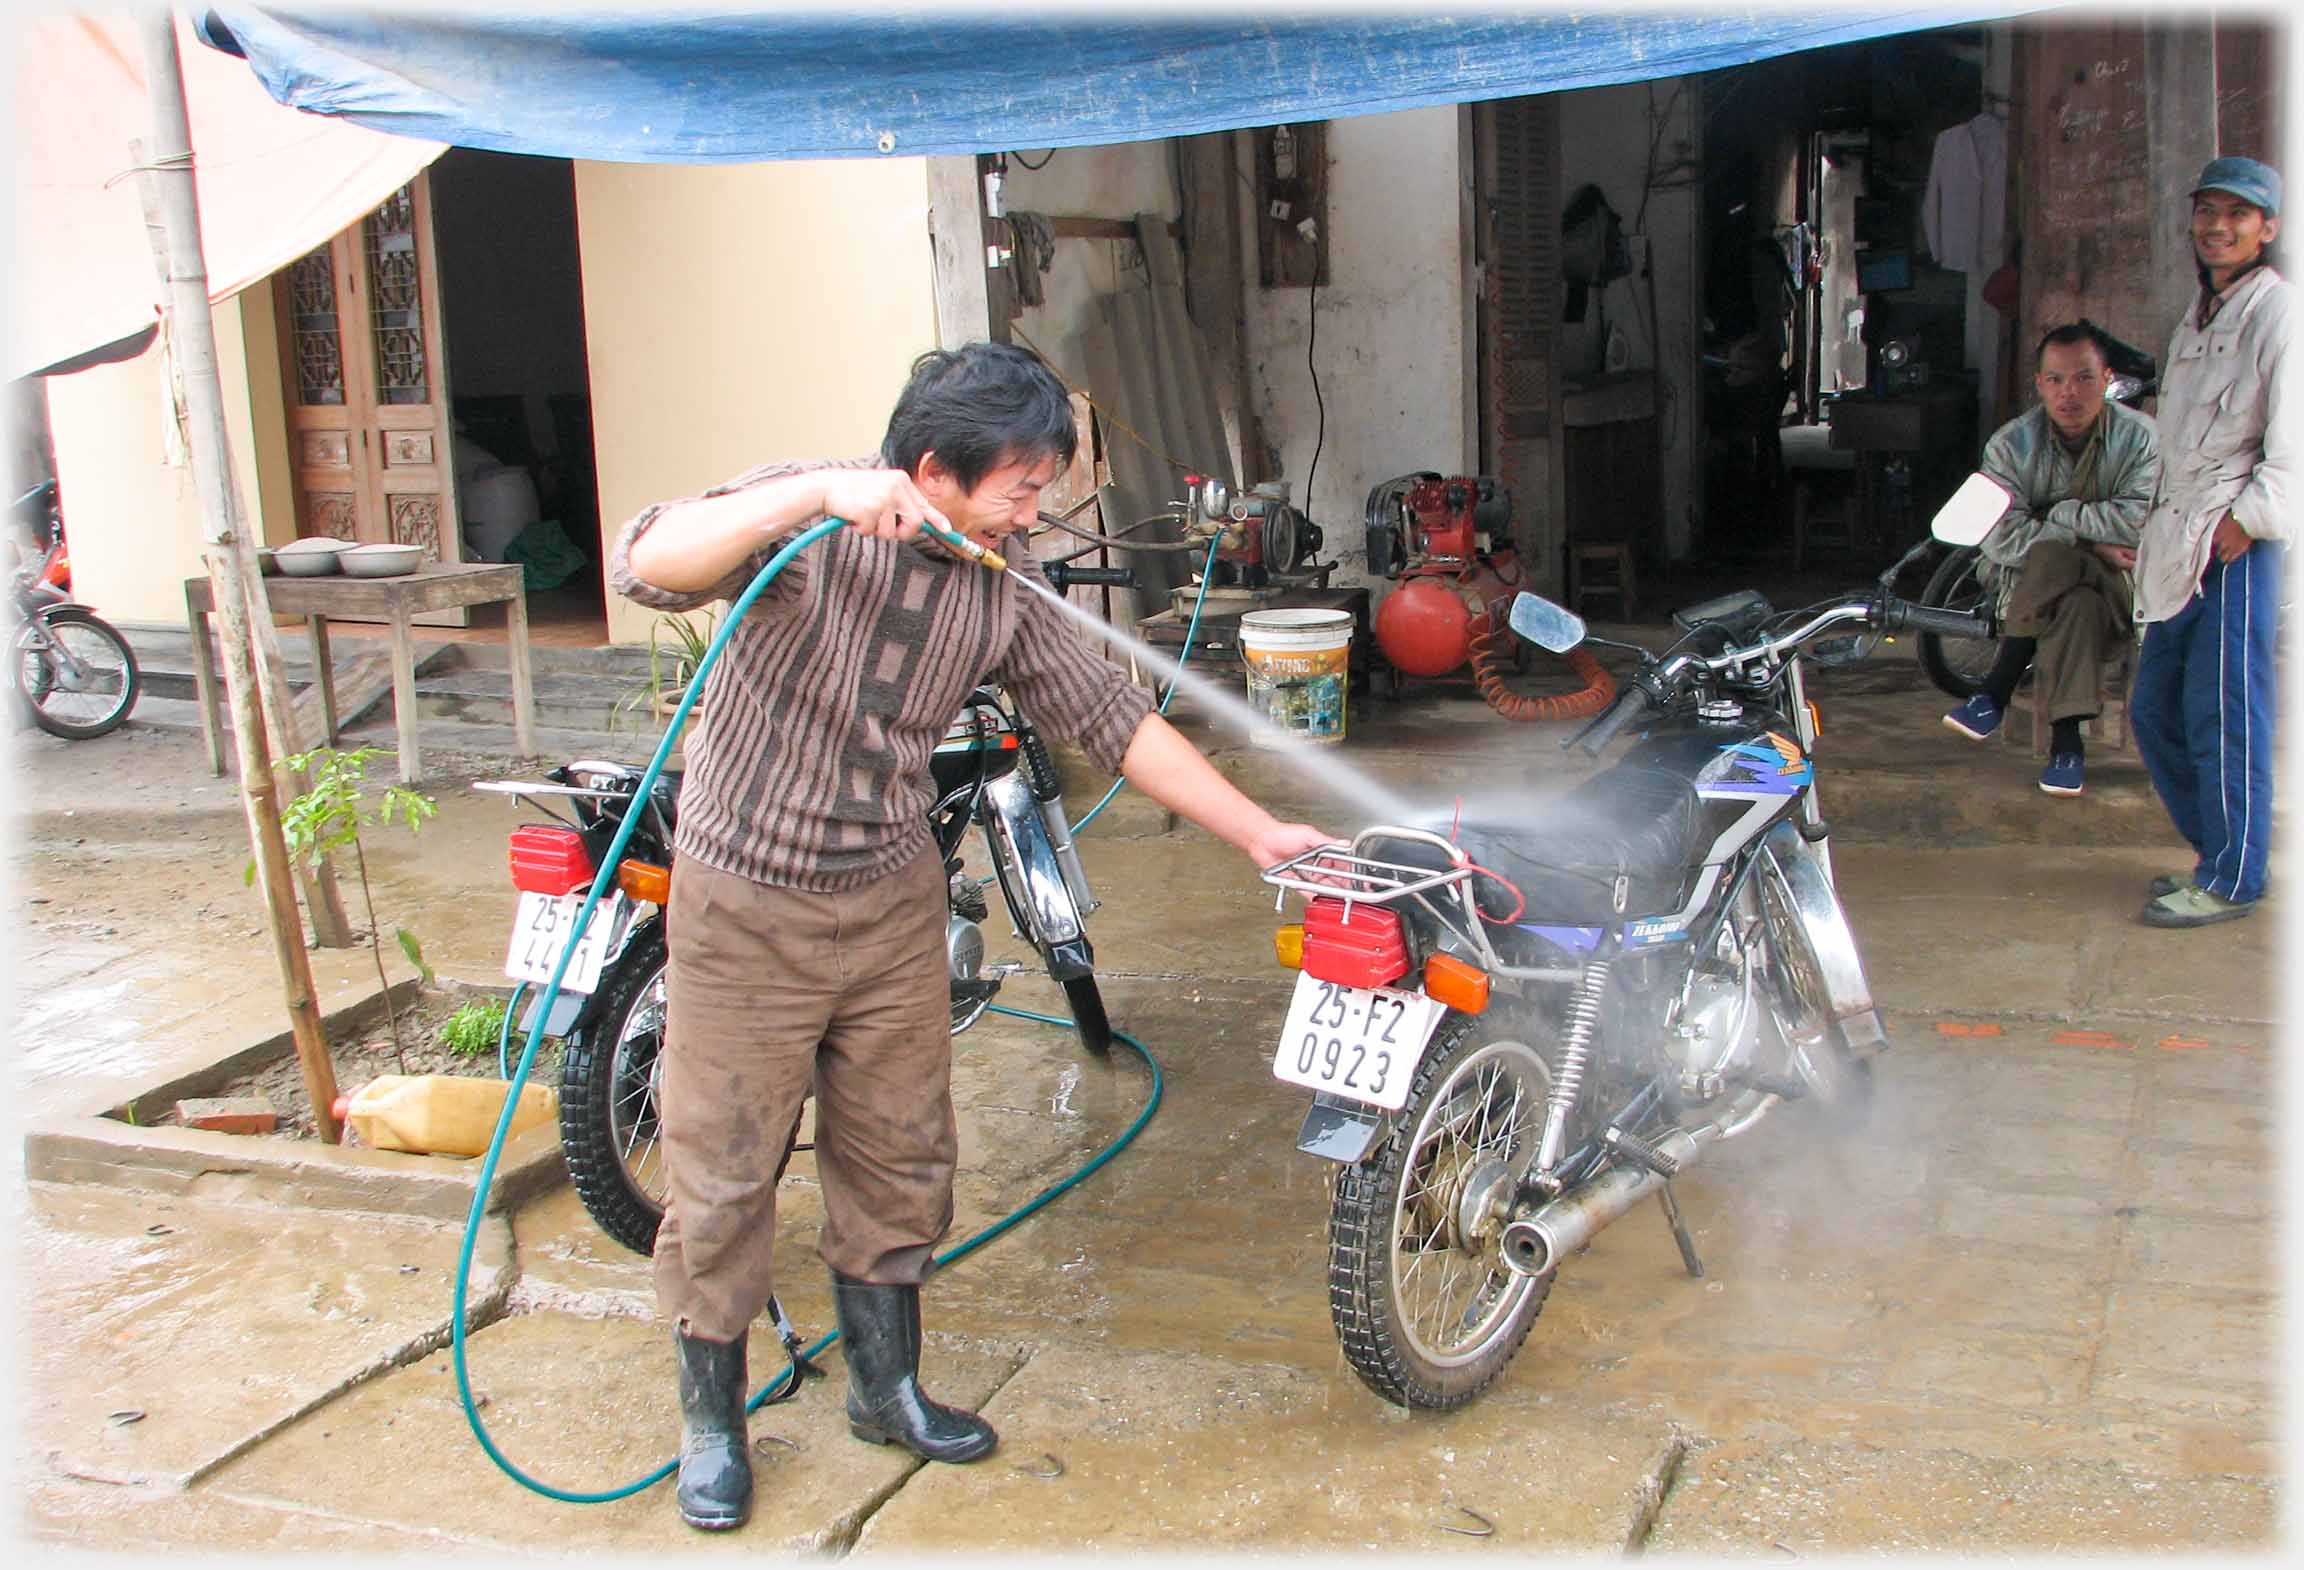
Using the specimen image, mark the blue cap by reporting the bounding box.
[2193,156,2281,217]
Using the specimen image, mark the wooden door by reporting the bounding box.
[274,176,466,624]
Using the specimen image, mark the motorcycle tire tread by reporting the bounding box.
[1326,1013,1553,1411]
[558,923,669,1257]
[17,605,141,739]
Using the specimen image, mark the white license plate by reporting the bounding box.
[1271,971,1447,1111]
[503,889,631,994]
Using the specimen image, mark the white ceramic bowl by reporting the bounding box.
[341,542,426,578]
[274,537,347,576]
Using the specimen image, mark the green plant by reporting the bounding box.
[439,996,511,1058]
[616,609,716,731]
[262,745,438,1071]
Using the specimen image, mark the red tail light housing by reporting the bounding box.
[1300,896,1411,990]
[508,825,595,895]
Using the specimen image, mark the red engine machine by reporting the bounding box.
[1364,472,1613,722]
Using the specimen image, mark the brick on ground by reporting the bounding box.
[176,1096,279,1135]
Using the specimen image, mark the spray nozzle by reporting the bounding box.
[922,520,1008,574]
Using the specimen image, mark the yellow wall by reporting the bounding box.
[572,157,940,644]
[44,291,294,627]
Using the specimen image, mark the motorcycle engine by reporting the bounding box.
[1664,922,1763,1097]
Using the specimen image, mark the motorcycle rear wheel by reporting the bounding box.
[15,606,140,738]
[1915,545,1997,700]
[1328,1015,1553,1409]
[558,926,669,1256]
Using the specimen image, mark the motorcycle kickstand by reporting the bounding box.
[1657,1182,1704,1279]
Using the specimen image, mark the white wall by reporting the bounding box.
[1241,106,1477,595]
[1557,81,1704,560]
[45,291,289,627]
[573,157,941,644]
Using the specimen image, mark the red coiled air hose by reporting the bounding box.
[1467,610,1616,722]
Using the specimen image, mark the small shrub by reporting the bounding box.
[439,997,511,1059]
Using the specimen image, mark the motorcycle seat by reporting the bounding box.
[1439,765,1702,925]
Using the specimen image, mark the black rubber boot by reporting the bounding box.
[831,1272,997,1463]
[673,1330,753,1530]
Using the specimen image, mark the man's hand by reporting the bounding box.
[1246,821,1348,880]
[2092,542,2138,571]
[819,469,952,545]
[2212,511,2255,564]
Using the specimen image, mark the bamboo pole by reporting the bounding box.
[129,143,355,951]
[137,5,341,1142]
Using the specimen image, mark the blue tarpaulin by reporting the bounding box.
[195,5,2061,164]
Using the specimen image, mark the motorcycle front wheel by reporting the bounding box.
[15,606,140,738]
[558,925,669,1256]
[1754,859,1874,1122]
[1327,1015,1554,1409]
[1914,545,1998,700]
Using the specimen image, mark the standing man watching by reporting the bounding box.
[1939,323,2160,795]
[2131,157,2291,927]
[610,342,1337,1531]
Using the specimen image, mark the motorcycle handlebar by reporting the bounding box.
[1882,596,1993,641]
[1042,564,1138,591]
[1575,681,1656,756]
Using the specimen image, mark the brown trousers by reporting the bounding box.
[654,851,954,1342]
[2001,541,2135,724]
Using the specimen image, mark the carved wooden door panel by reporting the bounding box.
[274,174,465,624]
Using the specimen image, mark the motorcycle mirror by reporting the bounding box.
[1929,472,2012,547]
[1507,592,1587,653]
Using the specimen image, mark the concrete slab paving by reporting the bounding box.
[14,1185,513,1496]
[854,1341,1673,1555]
[1643,1438,2275,1555]
[165,1312,1015,1556]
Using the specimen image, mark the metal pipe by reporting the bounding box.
[1500,1091,1771,1278]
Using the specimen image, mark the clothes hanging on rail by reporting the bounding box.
[1922,110,2008,274]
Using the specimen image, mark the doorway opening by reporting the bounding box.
[430,148,605,647]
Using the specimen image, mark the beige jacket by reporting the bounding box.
[2133,267,2294,623]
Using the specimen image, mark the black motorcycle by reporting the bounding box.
[1255,508,1993,1409]
[10,480,140,738]
[478,671,1120,1256]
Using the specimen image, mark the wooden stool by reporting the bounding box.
[2004,635,2137,757]
[1569,542,1637,618]
[1790,475,1859,573]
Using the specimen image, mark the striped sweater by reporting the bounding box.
[608,457,1151,892]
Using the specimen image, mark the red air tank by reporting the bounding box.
[1373,563,1517,677]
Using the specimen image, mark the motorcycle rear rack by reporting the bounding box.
[1261,826,1582,984]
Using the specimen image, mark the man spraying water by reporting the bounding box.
[610,341,1336,1531]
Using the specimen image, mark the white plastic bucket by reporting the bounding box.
[1239,608,1353,747]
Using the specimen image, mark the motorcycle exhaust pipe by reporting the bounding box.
[1499,1098,1767,1278]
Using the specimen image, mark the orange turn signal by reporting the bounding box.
[617,859,672,905]
[1423,951,1491,1015]
[1805,699,1823,739]
[1274,924,1306,969]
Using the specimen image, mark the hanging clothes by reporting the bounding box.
[1922,110,2007,274]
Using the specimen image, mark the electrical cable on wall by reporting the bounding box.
[1304,277,1326,515]
[1008,148,1056,170]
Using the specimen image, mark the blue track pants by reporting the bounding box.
[2131,542,2284,903]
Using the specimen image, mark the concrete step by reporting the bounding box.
[405,665,645,734]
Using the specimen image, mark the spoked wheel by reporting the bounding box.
[1915,545,1998,700]
[559,926,669,1255]
[1328,1017,1555,1409]
[1754,863,1872,1122]
[15,606,139,738]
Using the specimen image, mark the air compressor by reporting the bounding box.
[1363,472,1614,721]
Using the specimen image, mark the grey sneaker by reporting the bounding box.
[2139,885,2256,928]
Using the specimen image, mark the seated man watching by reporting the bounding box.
[1941,322,2161,795]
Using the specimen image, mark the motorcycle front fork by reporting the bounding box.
[1786,656,1834,886]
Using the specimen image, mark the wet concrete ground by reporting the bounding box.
[6,652,2287,1556]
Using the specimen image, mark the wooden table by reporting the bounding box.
[183,561,538,784]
